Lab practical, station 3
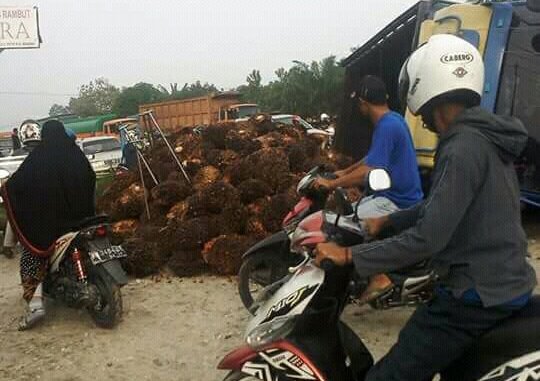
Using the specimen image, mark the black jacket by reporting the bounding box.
[352,107,537,307]
[5,122,96,251]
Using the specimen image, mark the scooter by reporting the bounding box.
[219,170,540,381]
[238,167,433,314]
[237,166,344,311]
[1,176,128,328]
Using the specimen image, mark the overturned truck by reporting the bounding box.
[336,0,540,207]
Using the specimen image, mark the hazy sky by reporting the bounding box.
[0,0,417,127]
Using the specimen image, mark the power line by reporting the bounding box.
[0,91,77,97]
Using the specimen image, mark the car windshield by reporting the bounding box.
[83,139,120,155]
[273,116,313,131]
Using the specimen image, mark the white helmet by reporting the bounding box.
[398,34,484,116]
[18,119,41,146]
[320,113,330,123]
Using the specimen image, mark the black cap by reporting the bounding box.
[351,75,388,105]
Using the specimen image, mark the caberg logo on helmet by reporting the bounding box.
[440,52,474,64]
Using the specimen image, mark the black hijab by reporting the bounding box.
[6,120,96,251]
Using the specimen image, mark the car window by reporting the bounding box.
[273,116,293,124]
[83,139,120,155]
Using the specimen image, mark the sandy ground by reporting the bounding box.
[0,216,538,381]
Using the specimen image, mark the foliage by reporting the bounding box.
[112,82,165,117]
[157,81,219,101]
[68,77,120,117]
[48,103,71,117]
[239,56,345,118]
[48,56,345,120]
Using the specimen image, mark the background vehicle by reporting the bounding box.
[336,0,540,207]
[219,172,540,380]
[78,136,122,175]
[272,114,335,148]
[38,114,118,139]
[138,92,259,130]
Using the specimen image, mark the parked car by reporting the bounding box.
[272,114,334,148]
[77,136,122,174]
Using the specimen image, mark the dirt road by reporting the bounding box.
[0,218,538,381]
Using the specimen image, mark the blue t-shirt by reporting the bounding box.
[365,112,423,209]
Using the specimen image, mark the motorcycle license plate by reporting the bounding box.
[89,246,127,265]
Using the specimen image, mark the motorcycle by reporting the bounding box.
[0,175,128,329]
[238,167,433,314]
[238,166,344,312]
[218,170,540,381]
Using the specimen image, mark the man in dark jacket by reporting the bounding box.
[5,119,96,330]
[314,34,536,380]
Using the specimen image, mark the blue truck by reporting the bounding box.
[338,0,540,208]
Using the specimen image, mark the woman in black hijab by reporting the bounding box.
[4,119,96,329]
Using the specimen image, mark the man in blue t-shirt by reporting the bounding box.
[314,75,423,302]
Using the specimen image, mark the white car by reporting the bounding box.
[271,114,335,148]
[77,136,122,174]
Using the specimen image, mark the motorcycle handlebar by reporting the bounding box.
[319,258,335,271]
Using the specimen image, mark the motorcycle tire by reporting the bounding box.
[87,266,123,328]
[223,371,259,381]
[238,250,293,314]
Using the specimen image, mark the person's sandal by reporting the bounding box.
[19,296,45,331]
[357,274,394,305]
[18,305,46,331]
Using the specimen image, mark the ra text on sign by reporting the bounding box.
[0,6,41,49]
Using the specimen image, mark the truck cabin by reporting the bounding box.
[219,104,259,122]
[337,0,540,204]
[102,118,138,136]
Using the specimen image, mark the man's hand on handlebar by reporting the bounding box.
[314,242,352,267]
[312,177,335,191]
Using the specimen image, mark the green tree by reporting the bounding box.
[113,82,164,117]
[158,81,219,101]
[48,103,71,116]
[68,77,120,117]
[240,56,344,118]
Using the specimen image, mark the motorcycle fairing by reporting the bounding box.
[283,197,314,226]
[246,263,324,334]
[478,350,540,381]
[242,230,289,260]
[242,345,323,381]
[219,341,326,381]
[49,232,79,273]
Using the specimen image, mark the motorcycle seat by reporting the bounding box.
[73,215,109,230]
[442,295,540,380]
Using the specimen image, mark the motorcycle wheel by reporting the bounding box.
[223,371,259,381]
[87,267,123,328]
[238,250,293,314]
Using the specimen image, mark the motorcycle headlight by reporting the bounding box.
[246,316,296,350]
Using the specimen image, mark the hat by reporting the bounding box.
[351,75,388,105]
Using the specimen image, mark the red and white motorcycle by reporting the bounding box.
[219,170,540,381]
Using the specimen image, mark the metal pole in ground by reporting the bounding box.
[146,111,191,184]
[136,149,158,186]
[136,148,151,220]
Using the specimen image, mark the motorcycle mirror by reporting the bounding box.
[0,169,10,180]
[367,169,391,192]
[527,0,540,12]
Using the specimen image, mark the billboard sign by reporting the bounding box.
[0,6,41,49]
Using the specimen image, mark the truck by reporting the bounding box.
[37,114,118,138]
[336,0,540,208]
[138,91,259,130]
